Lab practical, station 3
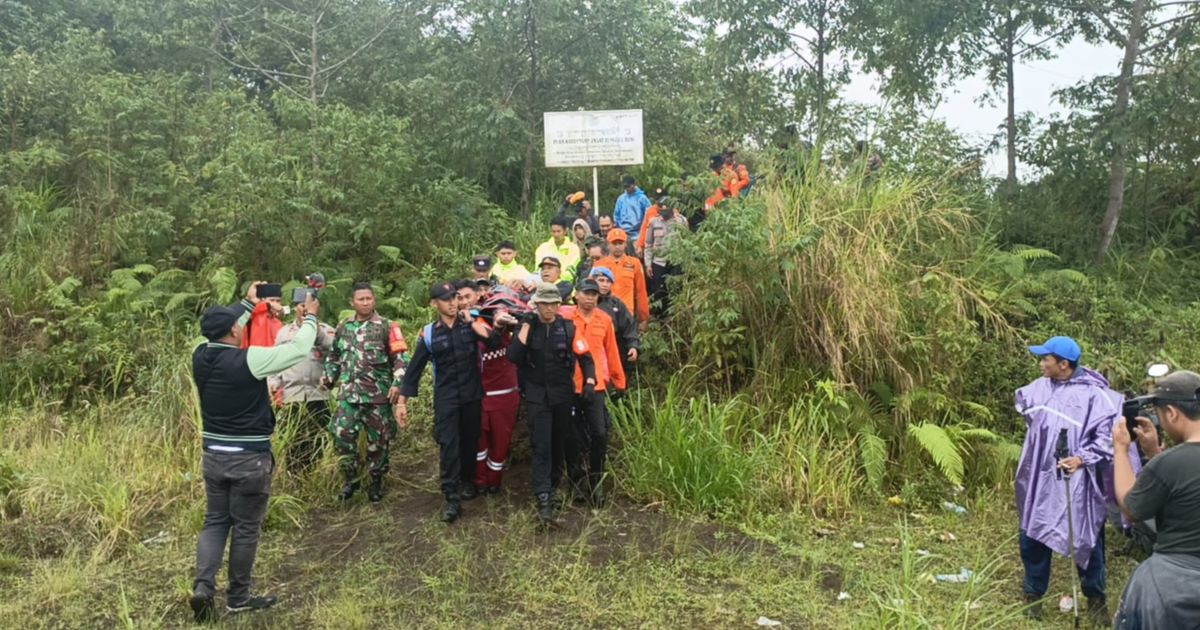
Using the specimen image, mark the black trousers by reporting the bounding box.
[527,400,573,496]
[649,262,682,317]
[281,399,330,473]
[433,400,482,498]
[567,391,609,490]
[193,451,273,604]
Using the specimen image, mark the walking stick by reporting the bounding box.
[1056,428,1081,629]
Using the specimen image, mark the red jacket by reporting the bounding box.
[240,302,283,349]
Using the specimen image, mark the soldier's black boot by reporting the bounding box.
[571,483,589,505]
[338,479,359,502]
[536,492,555,525]
[367,475,383,503]
[441,496,461,523]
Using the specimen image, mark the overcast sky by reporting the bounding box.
[842,37,1124,177]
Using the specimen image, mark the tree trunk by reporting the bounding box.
[815,0,827,142]
[519,0,538,220]
[1096,0,1149,263]
[309,10,323,171]
[206,11,220,94]
[1004,10,1017,186]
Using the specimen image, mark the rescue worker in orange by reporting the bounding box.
[704,154,736,210]
[597,228,650,327]
[635,188,667,255]
[565,278,626,506]
[724,146,751,197]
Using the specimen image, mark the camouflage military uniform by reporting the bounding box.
[324,314,407,478]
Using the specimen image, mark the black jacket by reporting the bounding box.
[400,316,498,412]
[507,315,595,406]
[598,294,639,353]
[193,344,274,452]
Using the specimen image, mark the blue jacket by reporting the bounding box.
[613,187,651,234]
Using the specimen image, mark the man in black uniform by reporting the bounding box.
[396,281,497,523]
[507,282,596,524]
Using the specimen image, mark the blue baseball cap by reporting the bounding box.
[590,266,614,282]
[1028,336,1081,363]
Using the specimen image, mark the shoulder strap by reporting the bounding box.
[422,323,434,357]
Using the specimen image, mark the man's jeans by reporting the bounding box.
[193,451,273,603]
[1020,528,1106,599]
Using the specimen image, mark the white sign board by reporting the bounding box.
[544,110,644,168]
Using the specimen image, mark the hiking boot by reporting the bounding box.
[1087,596,1108,626]
[441,498,462,523]
[572,485,589,505]
[461,484,480,501]
[1023,594,1043,620]
[536,492,555,524]
[226,594,277,614]
[189,592,217,623]
[338,481,359,502]
[483,485,499,496]
[367,476,383,503]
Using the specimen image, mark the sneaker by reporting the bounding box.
[483,485,499,496]
[338,481,359,502]
[367,476,383,503]
[461,485,480,501]
[189,592,217,623]
[441,499,462,523]
[226,594,277,614]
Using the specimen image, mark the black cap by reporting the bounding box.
[430,281,457,300]
[622,175,636,187]
[576,278,600,294]
[201,304,243,341]
[539,256,561,268]
[1146,370,1200,404]
[473,255,493,272]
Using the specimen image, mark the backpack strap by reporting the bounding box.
[422,323,434,357]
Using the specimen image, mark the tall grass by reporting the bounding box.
[672,160,1012,395]
[612,372,865,518]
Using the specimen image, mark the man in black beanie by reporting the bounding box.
[189,282,321,623]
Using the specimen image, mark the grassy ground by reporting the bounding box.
[0,400,1138,629]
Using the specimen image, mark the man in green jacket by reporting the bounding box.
[190,283,322,622]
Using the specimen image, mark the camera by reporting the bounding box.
[292,287,318,303]
[1123,363,1170,442]
[1123,397,1152,441]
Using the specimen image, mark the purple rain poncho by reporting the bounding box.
[1014,367,1123,569]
